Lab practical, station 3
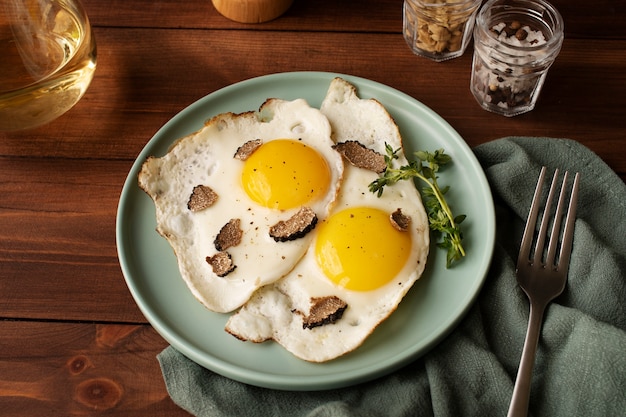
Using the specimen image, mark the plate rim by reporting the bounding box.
[116,71,495,391]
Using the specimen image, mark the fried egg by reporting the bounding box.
[225,78,430,362]
[138,98,344,313]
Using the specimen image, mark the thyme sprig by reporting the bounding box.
[369,144,466,268]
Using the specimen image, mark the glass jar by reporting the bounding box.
[0,0,96,131]
[470,0,564,116]
[403,0,482,62]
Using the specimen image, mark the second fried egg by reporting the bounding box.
[225,78,430,361]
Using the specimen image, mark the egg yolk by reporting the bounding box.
[241,139,331,210]
[315,207,412,291]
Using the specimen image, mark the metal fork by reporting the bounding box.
[507,167,580,417]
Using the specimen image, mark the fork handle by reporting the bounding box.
[507,301,547,417]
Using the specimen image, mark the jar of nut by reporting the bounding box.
[470,0,564,116]
[403,0,483,62]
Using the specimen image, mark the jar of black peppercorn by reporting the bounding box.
[470,0,564,116]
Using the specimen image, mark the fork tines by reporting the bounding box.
[518,167,580,273]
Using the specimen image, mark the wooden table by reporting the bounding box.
[1,0,624,415]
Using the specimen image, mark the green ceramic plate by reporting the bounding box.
[116,72,495,391]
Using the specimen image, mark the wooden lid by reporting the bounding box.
[212,0,294,23]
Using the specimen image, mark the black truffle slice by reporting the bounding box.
[206,252,236,277]
[269,207,318,242]
[333,140,387,173]
[390,208,411,232]
[214,218,243,251]
[302,296,348,330]
[234,139,263,160]
[188,185,218,212]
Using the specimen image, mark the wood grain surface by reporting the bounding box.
[0,0,624,415]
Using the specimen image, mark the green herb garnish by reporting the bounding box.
[369,144,466,268]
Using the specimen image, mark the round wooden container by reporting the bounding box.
[212,0,294,23]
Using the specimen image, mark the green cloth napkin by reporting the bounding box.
[158,137,626,417]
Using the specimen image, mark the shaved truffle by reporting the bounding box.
[390,208,411,232]
[302,296,348,329]
[333,141,387,173]
[206,252,236,277]
[234,139,263,160]
[214,218,243,251]
[269,207,318,242]
[188,185,218,212]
